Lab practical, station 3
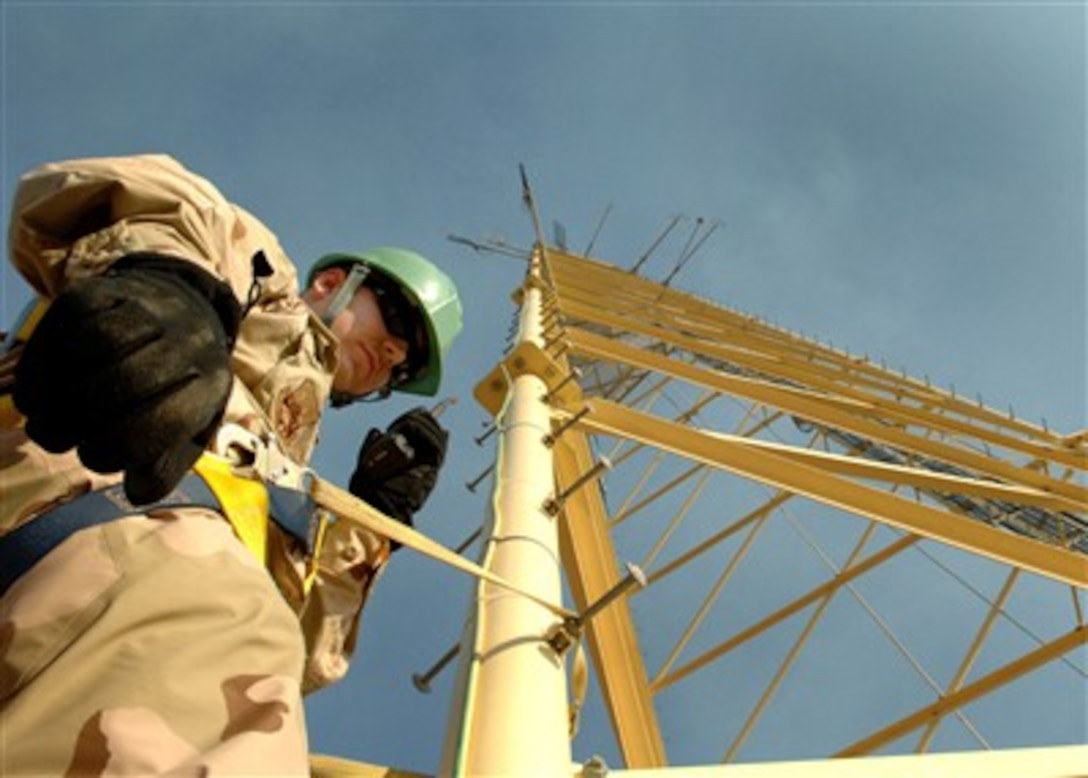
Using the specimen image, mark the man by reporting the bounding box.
[0,154,462,775]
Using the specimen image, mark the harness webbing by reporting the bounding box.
[0,463,573,621]
[0,473,319,598]
[0,476,219,597]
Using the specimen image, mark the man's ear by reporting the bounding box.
[309,266,348,300]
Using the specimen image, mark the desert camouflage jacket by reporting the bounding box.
[3,153,387,693]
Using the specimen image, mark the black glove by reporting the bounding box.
[14,253,242,504]
[348,408,449,548]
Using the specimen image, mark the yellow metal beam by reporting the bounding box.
[703,428,1083,515]
[915,568,1020,751]
[555,292,1083,472]
[564,329,1087,507]
[834,625,1088,757]
[647,491,795,586]
[575,400,1088,589]
[652,535,920,691]
[555,428,668,768]
[546,249,1077,454]
[653,489,774,685]
[574,745,1088,777]
[310,755,426,777]
[722,524,884,763]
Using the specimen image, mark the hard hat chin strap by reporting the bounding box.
[329,383,392,408]
[319,263,371,328]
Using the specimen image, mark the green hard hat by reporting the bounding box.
[308,247,462,397]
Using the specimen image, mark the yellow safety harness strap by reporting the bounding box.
[195,456,562,619]
[193,454,273,564]
[311,476,575,620]
[195,453,333,593]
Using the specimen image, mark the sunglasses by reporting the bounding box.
[368,279,427,380]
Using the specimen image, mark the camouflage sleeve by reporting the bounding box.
[297,514,390,695]
[8,154,287,307]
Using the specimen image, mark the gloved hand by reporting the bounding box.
[14,253,242,505]
[348,407,449,548]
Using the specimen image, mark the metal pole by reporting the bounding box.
[440,246,572,776]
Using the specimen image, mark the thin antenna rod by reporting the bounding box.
[631,215,686,275]
[520,164,548,251]
[670,217,703,279]
[584,202,613,257]
[662,218,721,287]
[447,234,532,261]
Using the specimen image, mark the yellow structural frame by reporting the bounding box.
[537,247,1086,769]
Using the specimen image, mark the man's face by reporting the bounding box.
[304,267,410,396]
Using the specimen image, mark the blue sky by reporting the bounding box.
[2,1,1085,773]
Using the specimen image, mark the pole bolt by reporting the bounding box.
[543,456,611,515]
[411,643,460,694]
[466,463,496,493]
[542,405,591,447]
[541,368,583,404]
[475,424,499,446]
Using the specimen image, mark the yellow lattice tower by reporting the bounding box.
[451,233,1086,775]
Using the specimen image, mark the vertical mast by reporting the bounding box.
[440,242,573,775]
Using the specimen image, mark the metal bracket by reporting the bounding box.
[580,755,610,778]
[545,562,646,656]
[211,423,312,491]
[473,340,582,417]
